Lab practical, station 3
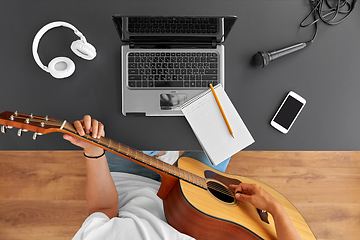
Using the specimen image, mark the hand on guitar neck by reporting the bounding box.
[63,115,118,218]
[63,115,105,158]
[230,183,302,240]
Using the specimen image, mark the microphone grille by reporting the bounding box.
[251,52,270,68]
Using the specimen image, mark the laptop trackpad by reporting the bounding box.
[160,93,187,110]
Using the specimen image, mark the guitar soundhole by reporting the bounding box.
[206,180,235,204]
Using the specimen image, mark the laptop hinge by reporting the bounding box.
[212,39,217,48]
[129,41,217,49]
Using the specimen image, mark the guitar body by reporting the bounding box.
[163,157,316,240]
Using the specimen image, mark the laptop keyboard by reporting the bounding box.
[127,51,219,89]
[127,17,219,34]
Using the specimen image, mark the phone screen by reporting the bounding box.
[273,95,304,129]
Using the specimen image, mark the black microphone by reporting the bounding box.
[252,42,308,68]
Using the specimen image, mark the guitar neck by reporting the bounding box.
[62,121,207,189]
[0,111,207,190]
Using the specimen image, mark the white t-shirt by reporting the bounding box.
[72,172,195,240]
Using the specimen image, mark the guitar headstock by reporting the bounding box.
[0,111,67,140]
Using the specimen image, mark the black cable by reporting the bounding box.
[301,0,358,43]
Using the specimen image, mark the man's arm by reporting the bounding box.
[229,183,302,240]
[63,115,118,219]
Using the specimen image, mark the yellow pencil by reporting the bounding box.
[209,84,234,138]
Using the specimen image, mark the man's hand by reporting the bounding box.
[230,183,302,240]
[229,183,278,214]
[63,115,105,157]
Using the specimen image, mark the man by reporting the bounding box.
[64,115,302,240]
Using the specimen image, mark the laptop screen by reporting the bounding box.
[112,15,237,44]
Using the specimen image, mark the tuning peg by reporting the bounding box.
[1,125,14,134]
[17,129,28,137]
[32,132,43,140]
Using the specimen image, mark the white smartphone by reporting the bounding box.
[270,91,306,134]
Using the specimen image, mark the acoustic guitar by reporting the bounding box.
[0,111,316,240]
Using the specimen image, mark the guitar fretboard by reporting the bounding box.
[64,121,207,190]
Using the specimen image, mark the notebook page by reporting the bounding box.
[180,84,254,165]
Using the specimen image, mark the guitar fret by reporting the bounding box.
[171,165,175,176]
[137,151,145,163]
[138,151,144,163]
[99,138,110,148]
[192,174,197,185]
[109,140,120,151]
[128,148,136,158]
[197,176,201,186]
[143,154,150,164]
[168,164,172,175]
[125,146,129,156]
[147,155,152,165]
[201,178,207,188]
[180,169,185,179]
[190,173,194,183]
[183,170,188,180]
[119,144,128,154]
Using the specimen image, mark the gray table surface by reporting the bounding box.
[1,0,360,151]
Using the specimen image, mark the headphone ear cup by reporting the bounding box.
[48,57,75,79]
[71,40,97,60]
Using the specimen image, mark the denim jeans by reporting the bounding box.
[106,151,231,181]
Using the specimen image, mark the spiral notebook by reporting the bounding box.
[180,84,254,165]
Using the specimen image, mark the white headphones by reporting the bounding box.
[32,21,97,79]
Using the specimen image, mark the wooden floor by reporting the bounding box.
[0,151,359,240]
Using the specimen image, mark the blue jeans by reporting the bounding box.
[106,151,230,181]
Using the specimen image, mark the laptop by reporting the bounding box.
[112,15,237,116]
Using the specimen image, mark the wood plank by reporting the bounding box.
[0,200,87,240]
[226,151,360,240]
[0,151,86,200]
[0,151,359,240]
[0,151,87,240]
[298,203,360,240]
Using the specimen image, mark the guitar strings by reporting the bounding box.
[8,114,235,198]
[7,115,62,127]
[206,182,234,198]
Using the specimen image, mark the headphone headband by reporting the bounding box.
[32,21,87,72]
